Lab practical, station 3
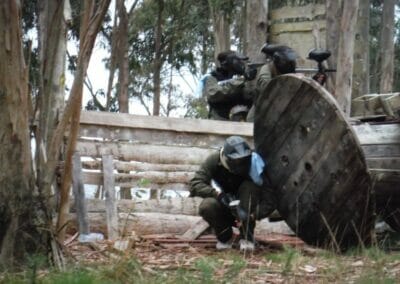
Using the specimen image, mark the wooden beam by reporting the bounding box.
[270,4,325,21]
[80,111,253,137]
[180,219,209,240]
[79,126,243,149]
[70,197,203,215]
[84,171,194,184]
[352,123,400,145]
[72,153,89,235]
[102,154,119,240]
[81,160,200,172]
[76,140,215,164]
[66,212,294,236]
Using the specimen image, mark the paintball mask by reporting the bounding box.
[261,43,297,74]
[218,51,248,76]
[221,136,252,176]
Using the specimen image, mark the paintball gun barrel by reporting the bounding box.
[248,48,336,74]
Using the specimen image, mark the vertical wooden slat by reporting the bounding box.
[102,154,119,240]
[72,153,89,235]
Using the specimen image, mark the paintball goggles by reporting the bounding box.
[248,44,336,75]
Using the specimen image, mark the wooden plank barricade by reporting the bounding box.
[71,108,400,242]
[72,112,253,239]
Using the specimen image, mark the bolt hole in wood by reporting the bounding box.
[305,162,312,172]
[281,155,289,166]
[300,124,310,136]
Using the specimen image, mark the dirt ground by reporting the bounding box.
[64,232,400,283]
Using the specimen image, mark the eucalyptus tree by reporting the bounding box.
[128,0,213,116]
[0,0,111,266]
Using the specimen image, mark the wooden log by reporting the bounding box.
[102,155,119,240]
[82,172,192,190]
[72,154,89,235]
[83,171,194,185]
[180,219,209,240]
[76,140,215,164]
[361,144,400,158]
[80,125,240,149]
[81,160,200,172]
[254,74,374,250]
[80,111,253,137]
[352,123,400,145]
[70,197,203,215]
[66,212,293,236]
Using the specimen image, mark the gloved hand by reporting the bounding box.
[217,192,233,208]
[244,66,257,81]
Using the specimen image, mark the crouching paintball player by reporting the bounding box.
[189,136,276,251]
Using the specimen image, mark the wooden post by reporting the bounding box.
[72,153,90,235]
[102,154,119,240]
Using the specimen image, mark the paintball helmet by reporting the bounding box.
[229,105,249,122]
[261,43,297,74]
[222,136,252,176]
[218,51,249,76]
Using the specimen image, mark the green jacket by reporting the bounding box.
[203,74,256,120]
[189,151,277,220]
[189,151,247,198]
[246,64,273,122]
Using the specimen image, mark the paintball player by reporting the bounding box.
[198,51,258,121]
[246,44,297,122]
[189,136,276,251]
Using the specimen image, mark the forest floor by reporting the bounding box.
[5,230,398,283]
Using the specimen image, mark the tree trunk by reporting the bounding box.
[37,0,67,152]
[243,0,268,63]
[116,0,132,199]
[153,0,163,116]
[36,0,69,215]
[325,0,342,95]
[379,0,395,116]
[351,0,369,116]
[208,1,231,62]
[117,0,129,113]
[105,2,119,111]
[55,0,111,241]
[334,0,359,115]
[0,0,48,266]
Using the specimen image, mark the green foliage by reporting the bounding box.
[41,270,106,284]
[127,0,214,115]
[184,97,209,119]
[354,276,397,284]
[223,254,246,280]
[194,257,220,283]
[264,246,300,275]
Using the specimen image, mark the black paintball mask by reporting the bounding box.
[221,136,252,176]
[261,43,297,74]
[218,51,248,77]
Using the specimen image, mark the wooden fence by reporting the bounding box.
[71,111,400,239]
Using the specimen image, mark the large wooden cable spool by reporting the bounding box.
[254,74,375,250]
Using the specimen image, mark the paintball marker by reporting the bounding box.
[296,49,336,85]
[228,199,254,242]
[249,46,336,86]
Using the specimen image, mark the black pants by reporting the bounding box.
[198,180,275,242]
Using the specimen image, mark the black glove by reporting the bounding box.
[244,66,257,81]
[217,192,233,208]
